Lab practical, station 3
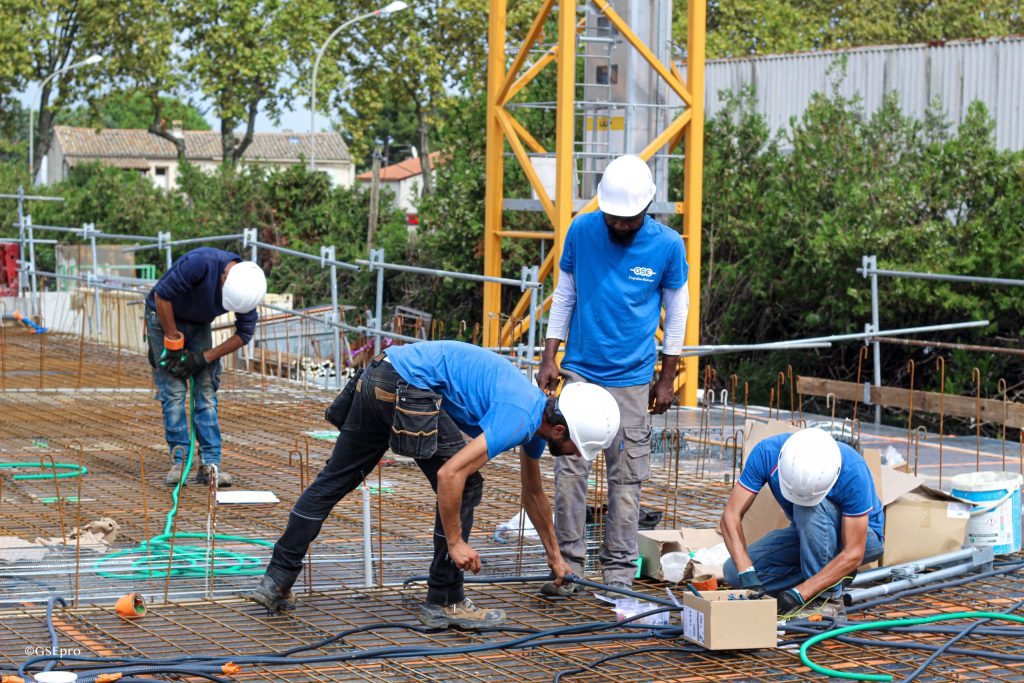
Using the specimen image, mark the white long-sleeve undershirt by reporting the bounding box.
[544,268,690,355]
[544,269,576,341]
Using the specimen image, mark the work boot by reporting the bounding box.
[812,596,847,621]
[164,462,188,487]
[418,598,506,629]
[242,575,296,612]
[598,580,632,599]
[196,464,233,487]
[540,580,582,598]
[784,595,847,622]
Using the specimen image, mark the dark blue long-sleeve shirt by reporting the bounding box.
[145,247,258,344]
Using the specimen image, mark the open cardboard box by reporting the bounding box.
[681,590,777,650]
[638,527,725,581]
[881,483,972,566]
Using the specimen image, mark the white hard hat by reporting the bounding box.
[557,382,620,461]
[778,428,843,507]
[222,261,267,313]
[597,154,657,217]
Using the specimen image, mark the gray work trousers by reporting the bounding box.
[553,371,651,584]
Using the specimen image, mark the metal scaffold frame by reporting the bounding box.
[483,0,706,406]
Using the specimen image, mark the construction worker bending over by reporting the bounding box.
[145,247,266,488]
[720,428,884,617]
[247,341,620,629]
[537,154,689,597]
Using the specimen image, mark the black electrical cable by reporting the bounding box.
[898,599,1024,683]
[19,596,684,682]
[43,596,68,674]
[20,563,1024,682]
[781,623,1024,663]
[551,646,702,683]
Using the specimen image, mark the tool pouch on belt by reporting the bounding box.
[325,367,365,429]
[389,380,441,459]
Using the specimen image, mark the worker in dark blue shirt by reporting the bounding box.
[144,247,266,487]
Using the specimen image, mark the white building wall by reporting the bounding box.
[704,36,1024,151]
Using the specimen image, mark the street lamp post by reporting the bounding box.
[28,54,103,185]
[309,1,409,171]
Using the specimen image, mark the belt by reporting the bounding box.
[373,352,391,364]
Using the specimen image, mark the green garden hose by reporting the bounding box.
[94,377,272,580]
[799,611,1024,681]
[0,462,88,480]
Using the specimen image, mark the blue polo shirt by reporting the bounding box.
[386,341,548,460]
[560,211,687,386]
[145,247,258,344]
[739,433,885,539]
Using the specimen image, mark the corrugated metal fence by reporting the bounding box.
[704,36,1024,150]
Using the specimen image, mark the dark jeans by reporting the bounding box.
[265,356,480,605]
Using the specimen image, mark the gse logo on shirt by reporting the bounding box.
[629,266,656,282]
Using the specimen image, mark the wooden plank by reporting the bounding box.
[798,376,1024,429]
[796,376,862,403]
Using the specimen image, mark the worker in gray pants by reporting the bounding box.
[537,154,690,596]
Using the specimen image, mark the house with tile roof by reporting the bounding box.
[356,152,440,220]
[46,125,354,189]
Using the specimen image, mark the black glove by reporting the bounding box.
[168,349,209,379]
[738,568,765,593]
[776,587,805,615]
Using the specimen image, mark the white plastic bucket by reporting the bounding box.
[33,672,79,683]
[951,471,1023,555]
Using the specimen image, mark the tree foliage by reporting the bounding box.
[696,86,1024,405]
[174,0,321,163]
[58,92,209,131]
[674,0,1024,58]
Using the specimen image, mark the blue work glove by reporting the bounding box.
[776,587,805,615]
[168,349,209,379]
[738,568,765,593]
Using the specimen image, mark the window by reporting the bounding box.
[595,64,618,85]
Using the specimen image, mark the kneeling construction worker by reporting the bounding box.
[720,428,884,616]
[246,340,620,629]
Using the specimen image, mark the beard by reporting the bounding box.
[607,225,639,246]
[547,438,572,457]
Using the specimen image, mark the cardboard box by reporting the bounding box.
[881,486,971,566]
[638,528,724,581]
[739,420,798,544]
[680,590,777,650]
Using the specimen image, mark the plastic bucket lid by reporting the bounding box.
[951,471,1023,492]
[34,673,79,683]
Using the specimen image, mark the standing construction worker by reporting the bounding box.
[246,341,621,629]
[145,247,266,488]
[720,428,884,617]
[537,154,689,597]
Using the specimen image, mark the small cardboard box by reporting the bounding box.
[882,485,971,566]
[680,590,778,650]
[638,528,724,581]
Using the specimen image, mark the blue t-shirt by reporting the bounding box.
[559,211,688,386]
[739,433,885,539]
[386,341,548,460]
[145,247,258,344]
